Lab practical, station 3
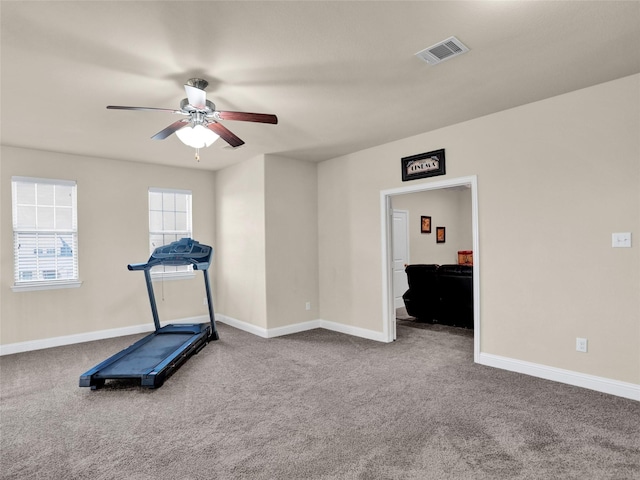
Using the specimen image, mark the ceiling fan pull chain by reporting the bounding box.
[195,148,200,162]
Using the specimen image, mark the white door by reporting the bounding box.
[392,210,409,309]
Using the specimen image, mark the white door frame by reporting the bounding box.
[380,175,480,362]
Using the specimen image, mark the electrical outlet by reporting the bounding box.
[203,297,207,306]
[612,232,631,248]
[576,337,588,353]
[305,302,311,311]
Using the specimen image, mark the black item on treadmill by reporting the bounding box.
[79,238,219,390]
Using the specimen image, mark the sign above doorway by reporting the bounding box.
[401,149,446,182]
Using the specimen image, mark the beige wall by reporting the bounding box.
[214,155,268,328]
[318,74,640,384]
[392,188,472,265]
[265,155,319,327]
[214,154,319,330]
[1,146,216,345]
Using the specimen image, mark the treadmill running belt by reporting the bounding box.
[98,333,196,376]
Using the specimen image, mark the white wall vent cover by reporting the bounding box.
[415,36,469,65]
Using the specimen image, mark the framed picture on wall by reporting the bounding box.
[401,149,446,182]
[436,227,446,243]
[420,216,431,234]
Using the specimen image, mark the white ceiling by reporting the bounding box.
[2,1,639,171]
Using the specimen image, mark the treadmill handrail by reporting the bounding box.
[127,258,210,271]
[127,262,148,271]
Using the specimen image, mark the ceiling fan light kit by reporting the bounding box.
[175,123,219,149]
[107,78,278,161]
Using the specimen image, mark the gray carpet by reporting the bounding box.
[1,322,639,479]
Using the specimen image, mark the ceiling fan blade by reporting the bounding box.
[216,111,278,124]
[184,84,207,109]
[206,122,245,148]
[107,105,179,113]
[151,120,188,140]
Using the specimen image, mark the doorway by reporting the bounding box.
[380,175,480,362]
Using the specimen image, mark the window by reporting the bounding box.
[12,177,80,291]
[148,188,192,277]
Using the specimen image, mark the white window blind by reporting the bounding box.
[148,188,192,276]
[12,177,79,288]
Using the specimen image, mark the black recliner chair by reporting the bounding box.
[402,264,440,323]
[437,265,474,329]
[402,264,474,329]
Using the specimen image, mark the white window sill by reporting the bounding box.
[12,280,83,292]
[150,272,196,282]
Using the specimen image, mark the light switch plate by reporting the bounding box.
[612,232,632,248]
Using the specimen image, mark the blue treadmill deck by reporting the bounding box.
[79,323,211,389]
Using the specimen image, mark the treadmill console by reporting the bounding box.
[128,238,212,271]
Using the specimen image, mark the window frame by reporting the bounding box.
[148,187,194,281]
[11,176,82,292]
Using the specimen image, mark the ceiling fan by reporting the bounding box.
[107,78,278,159]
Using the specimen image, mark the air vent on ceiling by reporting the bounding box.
[415,36,469,65]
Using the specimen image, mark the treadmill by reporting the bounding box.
[79,238,219,390]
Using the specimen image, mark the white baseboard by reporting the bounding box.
[215,314,272,338]
[319,319,389,342]
[215,314,387,342]
[216,314,321,338]
[0,315,209,356]
[478,352,640,402]
[0,314,323,356]
[0,323,153,356]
